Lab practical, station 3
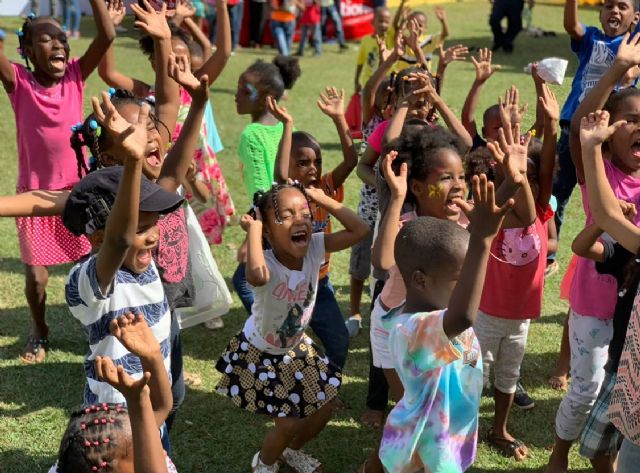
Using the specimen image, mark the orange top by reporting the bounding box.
[312,172,344,280]
[270,0,297,23]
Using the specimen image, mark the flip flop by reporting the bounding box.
[20,335,49,364]
[487,429,528,461]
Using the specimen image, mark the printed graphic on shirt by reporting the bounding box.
[265,281,316,348]
[497,225,541,266]
[578,41,616,103]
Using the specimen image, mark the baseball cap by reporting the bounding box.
[63,166,183,236]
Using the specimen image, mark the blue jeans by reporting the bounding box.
[207,8,218,42]
[232,266,349,368]
[271,20,295,56]
[618,439,640,473]
[549,126,577,262]
[63,0,81,33]
[321,5,345,46]
[228,1,244,50]
[298,23,322,55]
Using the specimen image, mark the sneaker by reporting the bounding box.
[281,448,321,473]
[252,452,280,472]
[514,381,535,410]
[345,316,361,338]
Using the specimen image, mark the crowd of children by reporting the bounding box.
[7,0,640,472]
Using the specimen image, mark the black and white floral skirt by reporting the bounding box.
[215,332,342,418]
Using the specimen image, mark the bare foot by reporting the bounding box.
[184,371,202,387]
[20,333,49,364]
[360,409,384,428]
[548,375,568,391]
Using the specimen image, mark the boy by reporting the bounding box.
[379,176,514,473]
[354,5,395,93]
[63,131,183,405]
[394,7,449,72]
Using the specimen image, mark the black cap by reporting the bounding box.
[62,166,183,236]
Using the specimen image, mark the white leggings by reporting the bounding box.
[555,310,613,441]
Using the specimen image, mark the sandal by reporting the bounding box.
[20,335,49,364]
[548,375,568,391]
[281,448,323,473]
[487,429,528,461]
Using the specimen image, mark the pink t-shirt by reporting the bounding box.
[368,120,390,154]
[570,159,640,319]
[480,205,552,319]
[9,59,85,191]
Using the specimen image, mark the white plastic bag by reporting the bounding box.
[524,57,568,85]
[175,202,232,329]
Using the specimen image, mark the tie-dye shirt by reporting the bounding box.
[380,309,483,473]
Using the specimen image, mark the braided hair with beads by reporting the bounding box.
[251,182,313,226]
[57,403,131,473]
[69,89,171,179]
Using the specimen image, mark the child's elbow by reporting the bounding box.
[570,239,586,257]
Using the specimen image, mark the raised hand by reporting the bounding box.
[317,86,345,119]
[539,83,559,122]
[615,32,640,69]
[439,44,469,67]
[471,48,501,83]
[240,209,262,232]
[95,356,151,400]
[530,62,544,88]
[106,0,126,27]
[110,313,161,359]
[304,186,328,204]
[408,70,439,103]
[130,0,171,39]
[393,28,407,59]
[454,174,514,240]
[168,53,209,101]
[406,17,421,54]
[487,122,531,186]
[579,110,627,148]
[498,85,527,132]
[376,34,393,63]
[92,91,150,161]
[266,95,293,124]
[174,0,196,23]
[434,6,447,22]
[381,151,408,199]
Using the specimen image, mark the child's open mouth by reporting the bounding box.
[49,54,66,71]
[136,248,152,266]
[608,17,621,30]
[446,197,462,214]
[632,139,640,159]
[291,230,309,247]
[146,149,162,168]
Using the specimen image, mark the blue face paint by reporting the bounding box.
[246,83,259,102]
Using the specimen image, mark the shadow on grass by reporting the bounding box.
[0,257,74,279]
[0,450,56,473]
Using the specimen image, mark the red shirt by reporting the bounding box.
[300,0,321,25]
[479,204,552,319]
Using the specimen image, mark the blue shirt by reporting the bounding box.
[561,25,636,122]
[205,101,223,154]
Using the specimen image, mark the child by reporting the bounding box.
[354,6,392,93]
[215,183,369,472]
[296,0,322,57]
[394,7,449,73]
[552,0,639,270]
[62,94,185,405]
[0,1,114,363]
[51,315,175,473]
[579,109,640,473]
[378,174,515,473]
[266,85,358,369]
[475,83,557,461]
[232,55,301,313]
[547,35,640,473]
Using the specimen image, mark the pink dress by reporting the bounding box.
[8,59,91,266]
[173,89,235,244]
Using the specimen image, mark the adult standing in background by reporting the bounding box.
[250,0,268,47]
[228,0,244,50]
[489,0,527,53]
[30,0,59,16]
[62,0,82,38]
[321,0,348,51]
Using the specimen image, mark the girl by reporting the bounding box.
[51,314,175,473]
[0,1,114,363]
[232,55,301,313]
[266,86,358,370]
[546,35,640,473]
[216,183,369,472]
[99,0,235,244]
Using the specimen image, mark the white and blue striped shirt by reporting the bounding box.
[65,256,172,406]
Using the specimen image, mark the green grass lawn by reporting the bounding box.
[0,2,601,472]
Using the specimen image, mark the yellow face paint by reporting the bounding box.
[427,184,442,199]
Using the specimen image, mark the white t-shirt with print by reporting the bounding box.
[242,233,325,355]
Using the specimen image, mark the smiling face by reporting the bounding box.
[374,8,391,36]
[608,95,640,175]
[100,102,166,180]
[411,149,466,222]
[122,211,160,274]
[24,19,70,84]
[600,0,639,37]
[263,187,313,265]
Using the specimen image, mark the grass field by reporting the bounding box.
[0,3,602,472]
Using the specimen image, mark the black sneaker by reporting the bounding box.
[514,381,535,410]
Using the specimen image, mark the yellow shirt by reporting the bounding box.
[356,28,396,88]
[393,33,443,73]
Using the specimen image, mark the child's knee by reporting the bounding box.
[24,265,48,291]
[274,416,303,440]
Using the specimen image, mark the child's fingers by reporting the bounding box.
[478,174,488,204]
[137,103,151,127]
[497,197,516,216]
[486,142,504,163]
[452,197,473,215]
[95,356,105,380]
[91,96,106,123]
[609,120,628,134]
[497,127,509,151]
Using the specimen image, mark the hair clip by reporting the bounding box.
[16,28,23,37]
[71,122,83,132]
[80,423,86,430]
[91,467,98,472]
[530,129,537,138]
[27,12,36,20]
[89,155,97,167]
[116,405,123,413]
[84,407,91,414]
[619,288,628,298]
[84,441,91,447]
[108,87,116,98]
[89,120,102,138]
[94,419,99,425]
[103,438,110,444]
[93,441,100,447]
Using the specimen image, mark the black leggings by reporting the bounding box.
[365,279,390,411]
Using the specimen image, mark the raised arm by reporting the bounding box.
[158,56,209,192]
[461,48,500,138]
[564,0,584,42]
[0,36,14,93]
[317,87,358,188]
[356,144,381,187]
[371,152,406,270]
[362,38,397,124]
[393,0,408,32]
[434,7,449,40]
[306,187,370,252]
[183,161,211,203]
[183,17,213,62]
[0,190,69,217]
[538,83,559,207]
[195,0,232,85]
[434,44,468,94]
[267,96,294,184]
[241,212,270,287]
[580,110,640,253]
[78,0,116,80]
[93,95,149,294]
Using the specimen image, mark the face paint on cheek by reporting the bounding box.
[247,84,259,102]
[427,184,442,199]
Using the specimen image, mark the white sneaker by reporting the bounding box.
[251,452,279,472]
[281,448,322,473]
